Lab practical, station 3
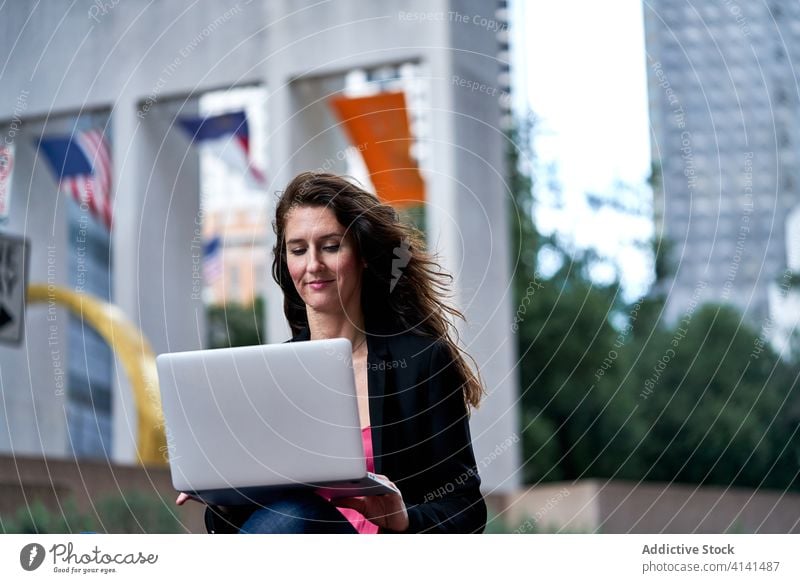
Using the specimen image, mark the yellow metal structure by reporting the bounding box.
[26,284,167,466]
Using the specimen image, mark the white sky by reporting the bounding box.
[514,0,655,300]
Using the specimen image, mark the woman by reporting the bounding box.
[179,171,486,533]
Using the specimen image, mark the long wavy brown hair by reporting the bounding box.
[272,171,484,410]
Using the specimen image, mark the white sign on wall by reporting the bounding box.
[0,144,14,223]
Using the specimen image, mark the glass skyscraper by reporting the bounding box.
[644,1,799,325]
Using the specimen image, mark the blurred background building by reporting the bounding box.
[644,1,800,336]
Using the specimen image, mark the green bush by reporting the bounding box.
[0,499,93,534]
[0,492,182,534]
[93,491,182,533]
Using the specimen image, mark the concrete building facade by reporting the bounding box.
[0,0,520,494]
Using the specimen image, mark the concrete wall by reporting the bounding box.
[6,463,795,535]
[0,455,205,533]
[494,480,800,534]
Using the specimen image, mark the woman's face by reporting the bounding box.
[284,205,364,316]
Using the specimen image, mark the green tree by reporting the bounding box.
[507,117,640,483]
[625,304,799,490]
[207,296,265,348]
[507,116,800,491]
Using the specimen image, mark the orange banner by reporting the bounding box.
[329,91,425,207]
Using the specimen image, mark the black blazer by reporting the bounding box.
[289,327,487,534]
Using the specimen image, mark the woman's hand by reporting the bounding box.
[175,492,202,506]
[334,474,409,532]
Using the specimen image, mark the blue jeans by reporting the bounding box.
[237,490,358,534]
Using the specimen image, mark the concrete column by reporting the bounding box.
[111,98,204,464]
[0,116,71,458]
[110,96,142,464]
[265,72,350,343]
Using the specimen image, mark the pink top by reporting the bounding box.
[334,426,380,534]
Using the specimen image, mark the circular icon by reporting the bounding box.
[19,543,46,571]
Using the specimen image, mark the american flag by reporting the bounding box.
[177,111,266,188]
[37,129,113,230]
[203,236,223,284]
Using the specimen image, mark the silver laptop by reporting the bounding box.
[155,338,398,505]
